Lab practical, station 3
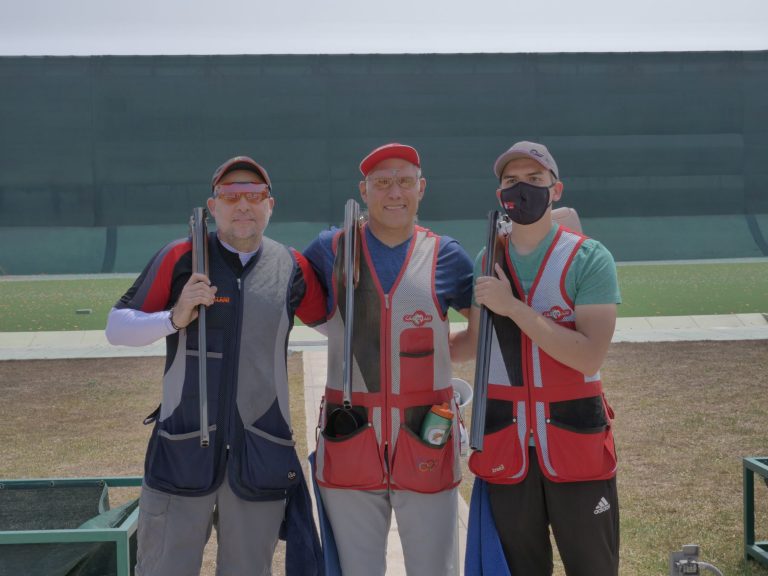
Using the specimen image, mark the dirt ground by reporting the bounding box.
[0,352,305,576]
[2,340,768,575]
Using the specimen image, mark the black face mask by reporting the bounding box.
[498,182,552,225]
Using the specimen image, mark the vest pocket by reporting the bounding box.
[239,424,301,493]
[318,424,385,489]
[545,420,616,482]
[399,327,434,393]
[390,426,456,493]
[468,424,525,482]
[147,427,218,493]
[549,395,607,430]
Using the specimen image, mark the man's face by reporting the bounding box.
[499,157,562,197]
[499,157,557,188]
[207,168,274,251]
[359,158,425,243]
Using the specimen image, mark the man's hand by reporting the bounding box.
[171,273,217,329]
[474,263,519,318]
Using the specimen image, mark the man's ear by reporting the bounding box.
[359,180,368,202]
[206,196,216,215]
[551,181,564,203]
[418,177,426,200]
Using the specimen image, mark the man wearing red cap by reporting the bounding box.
[454,141,621,575]
[106,156,326,575]
[304,143,474,575]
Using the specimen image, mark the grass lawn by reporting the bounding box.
[0,277,131,331]
[617,261,768,317]
[1,260,767,332]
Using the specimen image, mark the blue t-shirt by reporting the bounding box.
[303,225,474,317]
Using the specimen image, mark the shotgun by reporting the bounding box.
[469,210,502,452]
[342,198,360,411]
[190,207,210,448]
[326,199,365,437]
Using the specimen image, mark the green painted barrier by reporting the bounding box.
[0,477,141,576]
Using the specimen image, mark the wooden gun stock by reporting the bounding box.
[190,207,210,448]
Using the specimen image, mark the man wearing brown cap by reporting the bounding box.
[303,143,474,575]
[106,156,326,575]
[454,141,621,575]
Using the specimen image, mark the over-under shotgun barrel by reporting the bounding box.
[469,210,501,452]
[190,207,210,448]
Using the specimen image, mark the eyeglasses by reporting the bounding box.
[214,182,271,204]
[365,170,421,191]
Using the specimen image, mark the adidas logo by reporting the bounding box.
[593,497,611,515]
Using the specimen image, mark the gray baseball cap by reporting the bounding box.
[493,141,559,181]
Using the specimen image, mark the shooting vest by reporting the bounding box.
[315,225,461,493]
[469,227,617,484]
[144,234,303,500]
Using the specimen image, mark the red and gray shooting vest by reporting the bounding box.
[315,225,461,493]
[469,227,617,484]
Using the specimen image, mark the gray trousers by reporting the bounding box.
[135,478,285,576]
[319,485,458,576]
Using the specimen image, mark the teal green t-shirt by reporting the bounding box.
[473,224,621,306]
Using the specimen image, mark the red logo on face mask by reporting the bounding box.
[403,310,433,327]
[543,306,572,321]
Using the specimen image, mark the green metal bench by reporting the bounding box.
[0,477,141,576]
[744,457,768,567]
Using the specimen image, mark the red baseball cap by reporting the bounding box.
[211,156,271,191]
[359,143,420,176]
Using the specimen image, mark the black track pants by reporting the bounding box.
[487,448,620,576]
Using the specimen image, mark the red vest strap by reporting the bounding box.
[532,380,603,402]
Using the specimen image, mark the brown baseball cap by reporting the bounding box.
[211,156,271,191]
[493,141,559,181]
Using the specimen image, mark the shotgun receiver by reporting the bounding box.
[190,207,210,448]
[469,210,503,452]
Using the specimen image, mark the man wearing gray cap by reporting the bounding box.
[106,156,326,575]
[454,141,621,575]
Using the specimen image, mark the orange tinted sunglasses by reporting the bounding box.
[214,182,271,204]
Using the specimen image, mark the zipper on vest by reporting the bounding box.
[224,275,244,461]
[383,292,392,485]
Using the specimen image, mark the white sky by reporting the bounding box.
[1,0,767,56]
